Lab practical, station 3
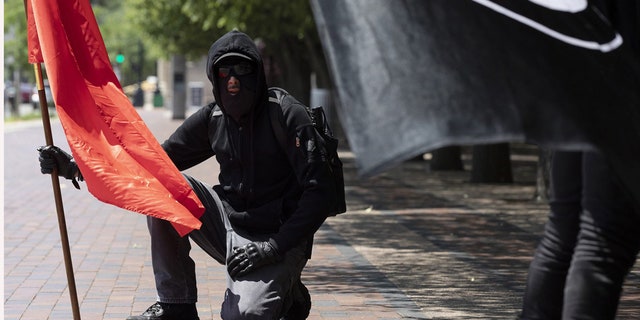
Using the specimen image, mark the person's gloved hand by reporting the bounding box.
[227,240,282,279]
[38,145,83,189]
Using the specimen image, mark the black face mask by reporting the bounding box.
[219,83,256,123]
[216,61,258,123]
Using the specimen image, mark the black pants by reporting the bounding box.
[520,151,640,319]
[148,175,307,319]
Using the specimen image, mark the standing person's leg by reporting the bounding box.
[520,151,583,320]
[562,152,640,319]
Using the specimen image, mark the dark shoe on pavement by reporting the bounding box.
[126,302,199,320]
[281,279,311,320]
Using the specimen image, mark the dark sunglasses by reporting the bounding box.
[217,62,255,78]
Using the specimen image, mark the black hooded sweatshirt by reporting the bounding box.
[161,30,334,256]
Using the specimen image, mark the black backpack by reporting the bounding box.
[267,87,347,216]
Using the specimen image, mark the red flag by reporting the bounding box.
[27,0,204,236]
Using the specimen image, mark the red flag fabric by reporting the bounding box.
[27,0,204,236]
[25,0,43,64]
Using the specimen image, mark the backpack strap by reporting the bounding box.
[268,88,289,151]
[206,101,222,119]
[268,87,288,103]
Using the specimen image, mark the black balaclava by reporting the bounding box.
[206,31,268,126]
[214,53,258,124]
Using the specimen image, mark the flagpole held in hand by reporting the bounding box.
[27,0,82,314]
[32,62,82,320]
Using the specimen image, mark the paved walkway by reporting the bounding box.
[4,108,640,319]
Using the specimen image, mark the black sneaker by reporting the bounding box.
[126,302,199,320]
[281,280,311,320]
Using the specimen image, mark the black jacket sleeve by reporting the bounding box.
[162,104,216,170]
[269,96,336,254]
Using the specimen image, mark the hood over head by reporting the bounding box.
[206,30,268,123]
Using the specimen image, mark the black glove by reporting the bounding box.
[227,240,282,279]
[38,145,83,189]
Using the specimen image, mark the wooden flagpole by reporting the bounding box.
[30,24,83,320]
[25,1,82,317]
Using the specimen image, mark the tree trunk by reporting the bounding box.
[11,68,21,117]
[535,148,553,201]
[470,143,513,183]
[430,146,464,171]
[170,55,187,120]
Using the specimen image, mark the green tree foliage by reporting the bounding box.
[129,0,330,101]
[91,0,155,86]
[5,0,331,99]
[128,0,221,60]
[181,0,315,50]
[4,0,31,82]
[3,0,154,86]
[129,0,314,58]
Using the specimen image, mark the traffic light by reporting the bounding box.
[115,53,125,64]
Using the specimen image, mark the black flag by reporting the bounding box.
[311,0,640,203]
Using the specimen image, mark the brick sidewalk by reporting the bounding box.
[5,108,639,319]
